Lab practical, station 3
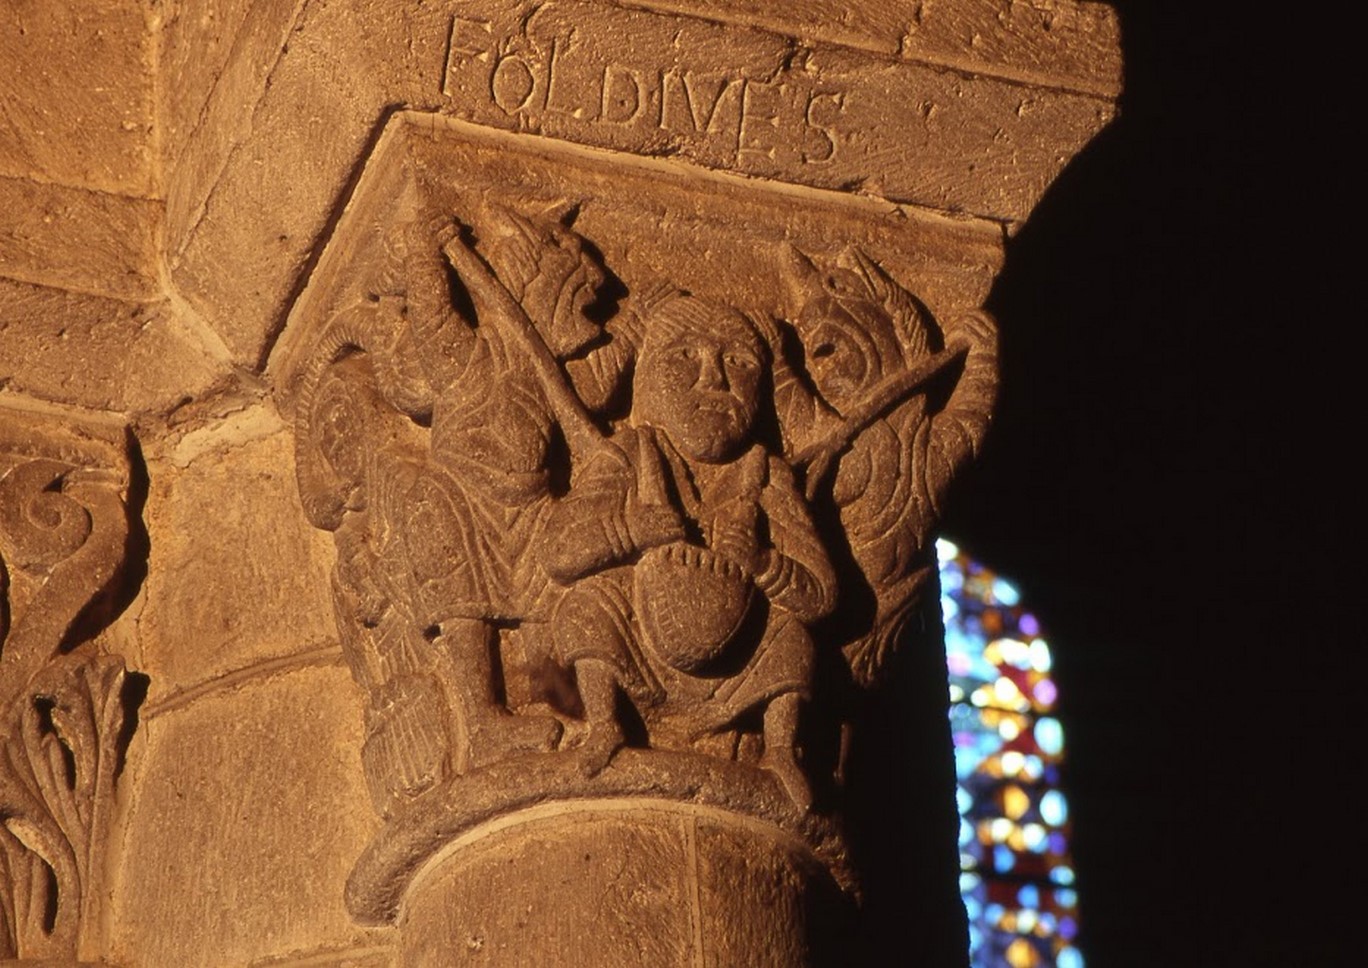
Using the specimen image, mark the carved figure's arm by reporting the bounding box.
[542,438,684,583]
[401,216,478,394]
[755,457,838,624]
[792,345,966,470]
[441,228,602,452]
[758,316,841,459]
[922,309,999,515]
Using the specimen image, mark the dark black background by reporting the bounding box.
[931,4,1304,965]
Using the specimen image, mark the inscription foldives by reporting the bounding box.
[447,18,847,168]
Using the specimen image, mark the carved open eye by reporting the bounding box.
[812,342,837,359]
[825,274,858,297]
[725,353,757,369]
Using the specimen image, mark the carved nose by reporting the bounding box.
[697,352,727,391]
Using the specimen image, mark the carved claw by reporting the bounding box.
[944,308,998,357]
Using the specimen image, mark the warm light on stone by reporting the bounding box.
[1,2,1119,964]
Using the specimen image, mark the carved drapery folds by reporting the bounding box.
[276,113,998,925]
[0,405,141,962]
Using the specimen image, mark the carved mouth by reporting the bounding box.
[695,397,739,417]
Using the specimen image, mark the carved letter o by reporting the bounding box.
[491,54,537,113]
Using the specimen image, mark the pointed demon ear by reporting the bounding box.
[839,246,893,299]
[780,241,826,311]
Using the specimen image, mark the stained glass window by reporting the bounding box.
[938,539,1083,968]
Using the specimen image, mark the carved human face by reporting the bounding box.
[635,299,764,464]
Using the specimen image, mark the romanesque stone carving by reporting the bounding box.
[280,112,998,924]
[774,244,998,688]
[0,405,142,962]
[4,0,1120,960]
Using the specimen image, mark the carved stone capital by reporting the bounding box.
[276,113,1002,950]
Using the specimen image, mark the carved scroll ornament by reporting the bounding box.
[0,407,142,962]
[280,115,998,923]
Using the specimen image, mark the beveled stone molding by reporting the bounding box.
[0,400,143,963]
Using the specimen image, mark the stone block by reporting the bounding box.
[162,0,307,264]
[623,0,1122,93]
[398,804,851,966]
[109,662,388,966]
[0,174,161,301]
[437,1,1116,219]
[136,409,338,701]
[164,0,452,365]
[0,279,226,413]
[0,0,155,195]
[159,0,264,175]
[165,0,1114,371]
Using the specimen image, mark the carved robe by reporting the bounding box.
[544,427,836,738]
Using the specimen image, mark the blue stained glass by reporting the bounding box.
[994,844,1016,872]
[992,577,1022,605]
[1035,718,1064,755]
[1040,790,1069,826]
[938,538,1083,968]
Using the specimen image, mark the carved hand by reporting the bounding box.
[404,214,458,286]
[944,308,998,361]
[627,501,687,552]
[711,516,762,577]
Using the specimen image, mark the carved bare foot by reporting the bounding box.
[761,747,812,813]
[465,712,562,770]
[761,692,811,811]
[577,720,624,778]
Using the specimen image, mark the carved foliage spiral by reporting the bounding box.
[0,409,140,961]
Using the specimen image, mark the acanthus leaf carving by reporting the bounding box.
[0,461,130,695]
[0,653,132,961]
[0,403,145,962]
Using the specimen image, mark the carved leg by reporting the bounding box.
[438,619,561,772]
[573,658,625,777]
[760,691,811,812]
